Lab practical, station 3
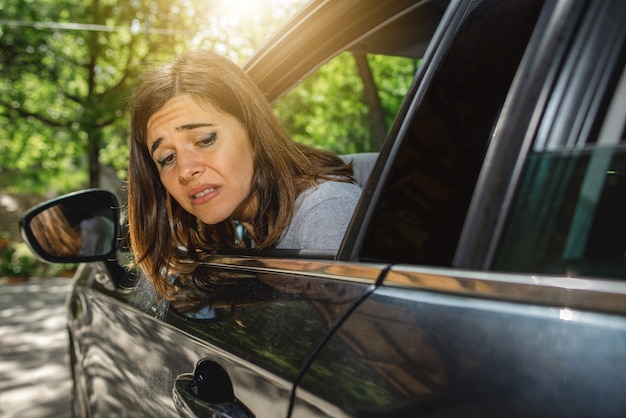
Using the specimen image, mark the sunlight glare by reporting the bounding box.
[190,0,306,62]
[217,0,303,22]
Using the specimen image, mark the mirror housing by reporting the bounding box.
[19,189,121,263]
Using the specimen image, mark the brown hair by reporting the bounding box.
[127,49,353,298]
[31,205,81,257]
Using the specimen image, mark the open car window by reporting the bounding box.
[222,0,451,257]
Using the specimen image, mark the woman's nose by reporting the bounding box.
[177,151,204,183]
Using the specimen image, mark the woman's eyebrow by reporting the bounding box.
[149,123,216,156]
[150,138,163,156]
[178,123,215,131]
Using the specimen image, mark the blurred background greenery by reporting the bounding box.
[0,0,414,278]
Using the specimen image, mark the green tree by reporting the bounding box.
[0,0,300,194]
[274,52,418,154]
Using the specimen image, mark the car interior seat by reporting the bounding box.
[340,153,379,188]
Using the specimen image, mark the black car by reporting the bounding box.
[20,0,626,416]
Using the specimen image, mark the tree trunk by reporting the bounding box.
[353,52,387,150]
[88,135,100,188]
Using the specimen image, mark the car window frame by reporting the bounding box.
[337,1,459,262]
[479,0,626,274]
[217,0,453,261]
[244,0,449,102]
[346,0,546,266]
[452,0,587,269]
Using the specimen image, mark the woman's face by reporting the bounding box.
[146,94,255,225]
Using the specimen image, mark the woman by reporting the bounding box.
[127,49,362,298]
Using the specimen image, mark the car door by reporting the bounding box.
[293,0,626,416]
[67,1,451,417]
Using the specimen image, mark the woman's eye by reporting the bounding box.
[197,132,217,147]
[157,153,175,167]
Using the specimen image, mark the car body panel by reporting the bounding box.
[296,278,626,416]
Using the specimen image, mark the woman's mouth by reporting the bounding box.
[193,187,216,199]
[189,186,220,204]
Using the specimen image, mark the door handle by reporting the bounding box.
[172,359,254,418]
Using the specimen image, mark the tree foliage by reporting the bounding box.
[273,52,418,155]
[0,0,298,194]
[1,0,415,195]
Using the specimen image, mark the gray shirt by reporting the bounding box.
[275,180,362,250]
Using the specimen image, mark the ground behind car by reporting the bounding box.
[0,278,72,418]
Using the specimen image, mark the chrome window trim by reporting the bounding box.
[385,265,626,315]
[200,256,387,285]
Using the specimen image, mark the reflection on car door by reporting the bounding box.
[164,257,386,416]
[298,267,626,416]
[69,257,384,416]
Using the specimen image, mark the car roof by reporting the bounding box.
[243,0,447,102]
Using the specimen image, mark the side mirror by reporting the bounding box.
[19,189,121,263]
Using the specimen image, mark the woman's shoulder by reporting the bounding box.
[300,180,362,206]
[279,180,362,250]
[317,179,362,193]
